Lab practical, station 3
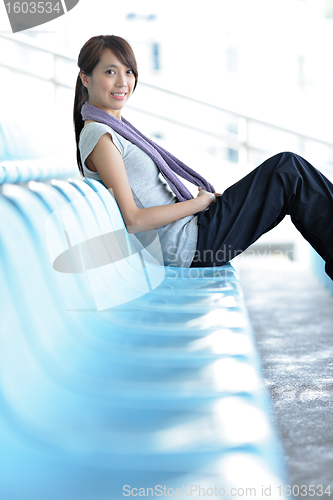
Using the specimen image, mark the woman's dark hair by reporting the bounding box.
[73,35,138,175]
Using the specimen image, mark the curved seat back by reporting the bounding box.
[0,121,78,183]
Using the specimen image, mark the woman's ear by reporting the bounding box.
[80,71,89,89]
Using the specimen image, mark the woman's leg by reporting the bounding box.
[191,151,333,279]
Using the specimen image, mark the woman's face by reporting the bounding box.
[81,49,136,119]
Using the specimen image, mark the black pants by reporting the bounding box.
[190,152,333,280]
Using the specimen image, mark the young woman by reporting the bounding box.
[74,35,333,278]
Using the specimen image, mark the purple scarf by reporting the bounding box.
[81,101,215,202]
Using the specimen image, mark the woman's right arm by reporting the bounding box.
[86,133,216,234]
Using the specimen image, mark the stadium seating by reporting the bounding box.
[0,123,288,499]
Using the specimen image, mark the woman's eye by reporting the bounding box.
[106,70,115,74]
[127,69,133,74]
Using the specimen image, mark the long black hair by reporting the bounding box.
[73,35,138,175]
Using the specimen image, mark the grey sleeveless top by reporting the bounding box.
[78,122,198,267]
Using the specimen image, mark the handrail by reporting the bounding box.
[1,33,333,164]
[127,106,239,143]
[140,82,333,149]
[0,32,76,60]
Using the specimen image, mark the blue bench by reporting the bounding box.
[0,126,288,499]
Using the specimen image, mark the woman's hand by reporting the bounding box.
[197,186,218,209]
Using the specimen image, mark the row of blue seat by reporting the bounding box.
[0,172,288,499]
[0,121,78,183]
[0,157,78,183]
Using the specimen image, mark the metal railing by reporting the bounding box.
[1,32,333,174]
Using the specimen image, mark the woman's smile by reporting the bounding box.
[110,92,128,100]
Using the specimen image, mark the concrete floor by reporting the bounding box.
[237,254,333,499]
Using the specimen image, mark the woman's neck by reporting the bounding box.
[87,100,122,120]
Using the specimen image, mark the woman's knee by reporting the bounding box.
[275,151,297,162]
[269,151,298,174]
[255,152,302,185]
[281,151,297,160]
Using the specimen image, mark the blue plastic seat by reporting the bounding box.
[0,175,288,498]
[1,162,20,182]
[1,183,250,361]
[0,191,272,397]
[0,259,285,500]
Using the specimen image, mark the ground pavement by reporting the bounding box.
[237,253,333,499]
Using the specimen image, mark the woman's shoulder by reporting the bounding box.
[80,120,114,137]
[79,120,124,157]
